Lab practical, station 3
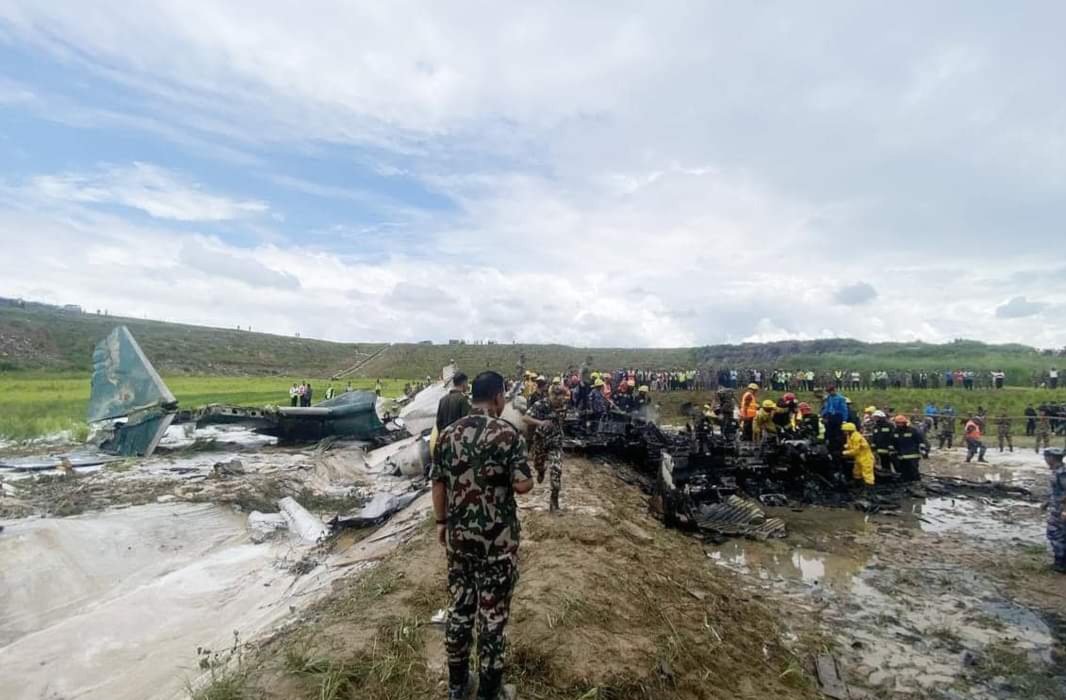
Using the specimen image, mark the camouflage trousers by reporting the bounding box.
[997,433,1013,451]
[446,554,518,696]
[534,444,563,496]
[1048,521,1066,565]
[1035,431,1051,453]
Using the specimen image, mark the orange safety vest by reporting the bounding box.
[741,391,758,419]
[965,420,981,439]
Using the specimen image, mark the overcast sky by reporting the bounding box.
[1,2,1064,347]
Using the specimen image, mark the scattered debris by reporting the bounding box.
[694,495,787,540]
[278,497,330,543]
[816,654,851,700]
[213,458,246,478]
[331,489,425,529]
[248,511,289,543]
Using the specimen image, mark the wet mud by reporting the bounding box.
[707,448,1066,699]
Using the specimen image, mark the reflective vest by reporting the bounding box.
[965,420,982,440]
[741,391,758,419]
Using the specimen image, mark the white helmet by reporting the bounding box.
[873,410,887,419]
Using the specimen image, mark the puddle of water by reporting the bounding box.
[709,539,870,590]
[899,497,1045,543]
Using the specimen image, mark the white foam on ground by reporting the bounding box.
[0,503,344,700]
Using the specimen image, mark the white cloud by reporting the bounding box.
[995,296,1046,319]
[1,4,1066,348]
[27,163,269,222]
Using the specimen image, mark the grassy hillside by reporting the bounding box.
[357,340,1061,384]
[0,306,384,376]
[1,304,1062,383]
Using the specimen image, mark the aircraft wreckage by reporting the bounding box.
[88,326,420,458]
[559,396,1031,541]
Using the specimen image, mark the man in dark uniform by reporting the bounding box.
[1025,404,1038,436]
[431,372,534,700]
[1043,448,1066,573]
[892,415,926,482]
[996,411,1013,452]
[871,411,896,473]
[436,372,472,431]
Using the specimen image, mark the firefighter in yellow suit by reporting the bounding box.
[842,422,875,486]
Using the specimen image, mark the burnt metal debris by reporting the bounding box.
[558,393,1031,539]
[89,326,410,458]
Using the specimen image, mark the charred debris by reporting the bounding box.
[559,393,1032,541]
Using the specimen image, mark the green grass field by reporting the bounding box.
[0,375,415,441]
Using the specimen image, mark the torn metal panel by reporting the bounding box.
[88,326,176,423]
[695,495,787,540]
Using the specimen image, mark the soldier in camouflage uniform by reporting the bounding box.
[1043,448,1066,573]
[1035,410,1052,453]
[528,385,568,512]
[431,371,535,700]
[995,412,1013,452]
[937,413,955,450]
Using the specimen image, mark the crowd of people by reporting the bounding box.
[564,366,1064,392]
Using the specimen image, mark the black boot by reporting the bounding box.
[476,669,503,700]
[448,663,471,700]
[549,490,559,513]
[1054,557,1066,574]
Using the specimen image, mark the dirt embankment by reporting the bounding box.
[214,457,823,700]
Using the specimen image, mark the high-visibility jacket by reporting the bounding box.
[754,408,778,440]
[965,420,982,440]
[843,432,875,485]
[741,391,758,419]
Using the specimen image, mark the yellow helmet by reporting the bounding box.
[761,399,777,409]
[842,422,857,432]
[864,405,876,414]
[591,371,601,379]
[551,376,562,384]
[594,378,605,388]
[748,383,759,391]
[638,385,649,393]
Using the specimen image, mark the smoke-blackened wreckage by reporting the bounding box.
[0,328,1061,700]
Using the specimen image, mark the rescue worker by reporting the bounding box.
[820,385,849,452]
[842,422,875,487]
[587,378,608,418]
[635,385,652,412]
[892,415,925,482]
[861,406,876,437]
[529,376,548,406]
[797,402,823,442]
[695,404,714,454]
[740,383,759,441]
[1025,404,1037,436]
[937,413,956,450]
[772,393,799,437]
[430,371,534,700]
[964,416,987,463]
[753,399,779,444]
[870,411,896,473]
[528,385,568,512]
[995,411,1013,452]
[1035,409,1052,453]
[437,373,472,432]
[1042,448,1066,573]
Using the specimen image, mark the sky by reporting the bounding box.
[1,1,1064,348]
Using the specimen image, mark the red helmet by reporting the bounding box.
[798,402,812,415]
[783,392,797,403]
